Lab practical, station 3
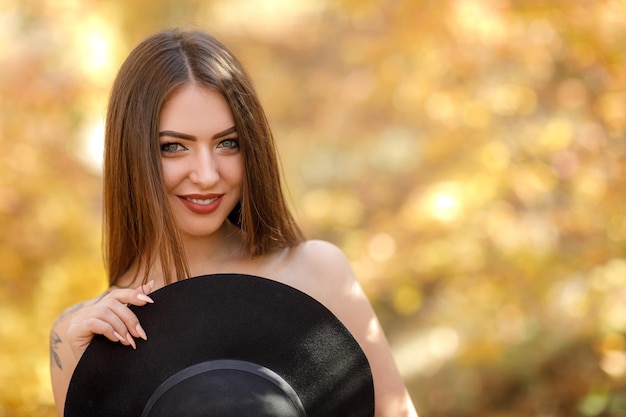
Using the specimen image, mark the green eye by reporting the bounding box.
[218,138,239,149]
[160,143,186,153]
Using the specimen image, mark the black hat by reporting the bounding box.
[64,274,374,416]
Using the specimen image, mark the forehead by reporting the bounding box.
[159,84,234,134]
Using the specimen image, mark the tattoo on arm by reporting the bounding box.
[96,289,112,302]
[53,302,85,327]
[50,331,63,370]
[49,290,111,371]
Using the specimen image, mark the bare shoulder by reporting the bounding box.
[283,240,418,417]
[281,239,369,335]
[50,296,94,349]
[274,239,360,304]
[291,239,347,258]
[52,290,109,331]
[287,239,354,278]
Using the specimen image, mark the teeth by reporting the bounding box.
[186,197,218,205]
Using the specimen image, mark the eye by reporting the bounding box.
[160,142,187,153]
[217,138,239,150]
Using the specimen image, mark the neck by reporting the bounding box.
[121,222,245,288]
[181,222,245,277]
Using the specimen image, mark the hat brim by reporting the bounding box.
[64,273,374,417]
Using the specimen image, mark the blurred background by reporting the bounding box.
[1,0,625,415]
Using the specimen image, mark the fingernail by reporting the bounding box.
[136,324,148,341]
[147,280,155,291]
[113,331,124,342]
[126,333,136,350]
[137,293,154,303]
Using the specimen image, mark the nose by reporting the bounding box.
[189,149,219,187]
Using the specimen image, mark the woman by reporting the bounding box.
[50,28,417,417]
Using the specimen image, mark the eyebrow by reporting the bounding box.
[158,126,237,140]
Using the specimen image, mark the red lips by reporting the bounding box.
[178,194,223,214]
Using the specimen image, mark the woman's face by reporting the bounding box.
[158,84,243,240]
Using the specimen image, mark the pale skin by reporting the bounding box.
[50,84,417,417]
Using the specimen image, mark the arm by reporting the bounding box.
[49,282,154,417]
[293,240,418,417]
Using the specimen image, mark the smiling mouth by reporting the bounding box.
[184,196,220,205]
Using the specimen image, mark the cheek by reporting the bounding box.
[160,161,182,190]
[222,157,244,187]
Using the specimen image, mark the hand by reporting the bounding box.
[65,281,154,359]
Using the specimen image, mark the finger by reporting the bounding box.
[76,309,134,346]
[124,332,137,349]
[75,301,143,344]
[108,329,136,349]
[127,281,156,305]
[136,280,155,303]
[103,286,154,307]
[72,284,155,348]
[102,302,146,341]
[96,289,152,339]
[137,293,154,304]
[141,280,155,294]
[135,323,148,340]
[71,317,130,347]
[91,317,139,348]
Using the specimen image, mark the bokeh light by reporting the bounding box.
[1,1,626,416]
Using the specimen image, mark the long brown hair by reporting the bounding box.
[104,28,304,286]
